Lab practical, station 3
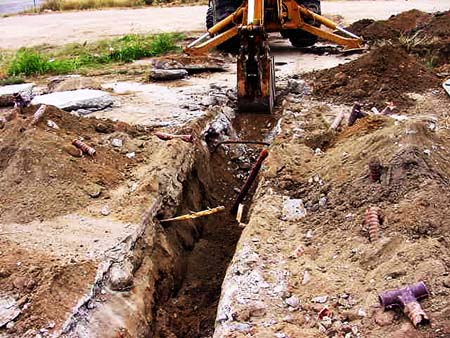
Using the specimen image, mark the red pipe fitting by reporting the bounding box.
[379,282,430,327]
[154,132,194,143]
[72,139,96,156]
[365,207,382,242]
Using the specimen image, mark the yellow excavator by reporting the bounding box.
[185,0,362,113]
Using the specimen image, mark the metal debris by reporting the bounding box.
[72,139,96,156]
[330,111,344,130]
[379,282,430,327]
[365,206,382,242]
[368,158,382,182]
[29,104,47,126]
[231,149,269,214]
[348,102,364,127]
[154,132,194,143]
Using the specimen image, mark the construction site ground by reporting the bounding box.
[1,2,450,338]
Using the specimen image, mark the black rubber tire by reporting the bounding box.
[287,0,321,48]
[206,0,242,52]
[206,6,214,29]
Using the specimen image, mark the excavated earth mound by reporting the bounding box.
[0,105,145,224]
[347,10,433,42]
[308,45,439,110]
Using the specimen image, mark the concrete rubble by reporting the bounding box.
[31,89,113,113]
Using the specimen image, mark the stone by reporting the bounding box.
[111,138,123,147]
[84,183,102,198]
[100,206,110,216]
[282,198,307,221]
[31,89,113,112]
[95,122,112,134]
[200,96,217,106]
[311,295,328,304]
[46,120,59,129]
[302,270,311,285]
[285,296,300,308]
[149,69,188,81]
[373,308,395,326]
[287,79,306,95]
[0,83,34,106]
[108,262,134,291]
[0,295,21,327]
[443,275,450,288]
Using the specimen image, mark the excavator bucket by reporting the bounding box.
[237,27,275,113]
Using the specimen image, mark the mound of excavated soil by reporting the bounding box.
[416,10,450,38]
[309,45,439,110]
[347,9,433,42]
[0,105,146,223]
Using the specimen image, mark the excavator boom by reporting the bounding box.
[185,0,362,113]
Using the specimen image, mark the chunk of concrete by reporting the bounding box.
[0,295,21,327]
[31,89,113,112]
[0,83,34,106]
[48,75,101,92]
[149,69,188,81]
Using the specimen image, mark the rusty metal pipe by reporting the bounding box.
[365,206,381,242]
[72,139,96,156]
[154,132,194,143]
[231,148,269,214]
[379,282,430,327]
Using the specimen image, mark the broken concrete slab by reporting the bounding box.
[48,75,102,92]
[0,83,34,106]
[149,69,188,81]
[31,89,113,112]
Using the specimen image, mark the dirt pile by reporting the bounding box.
[309,44,439,110]
[0,105,147,224]
[347,10,433,42]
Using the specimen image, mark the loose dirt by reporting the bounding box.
[0,105,146,224]
[308,44,440,110]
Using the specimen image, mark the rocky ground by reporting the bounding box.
[0,6,449,338]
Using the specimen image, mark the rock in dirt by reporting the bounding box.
[0,295,21,327]
[108,262,134,291]
[31,89,113,112]
[149,69,188,81]
[0,83,34,107]
[282,198,307,221]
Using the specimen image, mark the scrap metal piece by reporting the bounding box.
[72,139,96,156]
[379,282,430,327]
[160,206,225,223]
[29,104,47,126]
[348,102,363,126]
[231,148,269,214]
[365,206,382,242]
[154,132,194,143]
[368,158,382,182]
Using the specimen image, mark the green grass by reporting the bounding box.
[40,0,145,11]
[3,33,184,78]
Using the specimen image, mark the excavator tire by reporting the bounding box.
[206,0,242,52]
[286,0,321,48]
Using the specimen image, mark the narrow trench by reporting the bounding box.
[154,111,279,338]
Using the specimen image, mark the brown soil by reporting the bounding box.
[308,44,440,110]
[154,112,276,338]
[0,105,147,224]
[221,92,450,337]
[0,239,97,335]
[347,10,433,42]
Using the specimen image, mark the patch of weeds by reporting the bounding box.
[0,76,25,86]
[3,33,184,77]
[7,49,77,76]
